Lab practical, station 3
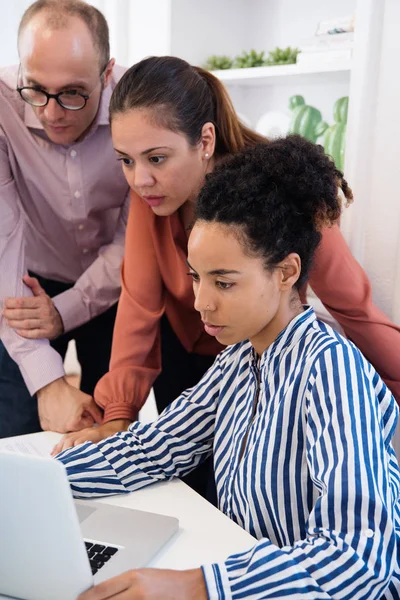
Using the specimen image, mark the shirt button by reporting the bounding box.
[365,529,374,538]
[82,248,89,254]
[78,224,85,231]
[74,190,81,198]
[313,322,318,330]
[70,150,77,158]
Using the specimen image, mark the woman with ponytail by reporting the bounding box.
[54,56,400,471]
[59,136,400,600]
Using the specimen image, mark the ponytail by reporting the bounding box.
[110,55,266,158]
[194,67,267,154]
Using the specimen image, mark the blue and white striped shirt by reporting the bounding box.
[58,308,400,599]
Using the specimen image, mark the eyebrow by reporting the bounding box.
[114,146,172,157]
[187,260,242,276]
[25,78,87,91]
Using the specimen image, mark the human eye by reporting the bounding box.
[187,270,200,282]
[117,157,134,167]
[216,280,235,290]
[62,89,80,96]
[149,155,166,165]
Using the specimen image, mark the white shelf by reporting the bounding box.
[212,60,353,86]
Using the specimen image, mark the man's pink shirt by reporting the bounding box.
[0,65,129,395]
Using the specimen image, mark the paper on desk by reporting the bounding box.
[0,436,54,457]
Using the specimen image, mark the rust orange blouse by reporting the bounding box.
[95,192,400,421]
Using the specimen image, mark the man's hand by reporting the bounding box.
[3,274,64,340]
[51,419,131,455]
[37,377,103,433]
[78,568,208,600]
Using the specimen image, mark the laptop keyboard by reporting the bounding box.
[85,541,119,575]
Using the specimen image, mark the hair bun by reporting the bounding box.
[196,134,353,289]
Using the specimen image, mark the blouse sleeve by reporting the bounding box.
[57,357,222,498]
[308,224,400,403]
[202,343,399,599]
[94,193,164,422]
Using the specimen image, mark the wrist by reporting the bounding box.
[105,419,131,433]
[37,376,66,398]
[183,569,207,598]
[54,305,65,336]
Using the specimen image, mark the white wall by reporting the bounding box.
[0,0,32,66]
[0,0,172,68]
[342,0,400,322]
[91,0,172,66]
[364,0,400,321]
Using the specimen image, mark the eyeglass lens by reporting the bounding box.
[19,88,86,110]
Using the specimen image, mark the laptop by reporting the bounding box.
[0,452,179,600]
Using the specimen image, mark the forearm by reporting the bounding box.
[0,180,64,392]
[5,336,65,395]
[203,530,394,600]
[53,283,119,334]
[57,426,206,499]
[95,365,161,423]
[0,219,65,395]
[58,377,219,497]
[93,192,167,421]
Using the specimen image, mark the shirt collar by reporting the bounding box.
[93,81,112,126]
[24,80,112,134]
[250,305,317,368]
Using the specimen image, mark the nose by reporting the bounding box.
[193,281,215,315]
[129,162,155,190]
[43,98,65,122]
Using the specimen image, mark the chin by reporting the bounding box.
[149,204,176,217]
[216,330,242,347]
[45,130,76,145]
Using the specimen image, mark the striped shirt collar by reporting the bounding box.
[250,305,316,369]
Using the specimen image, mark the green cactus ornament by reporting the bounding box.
[322,96,349,172]
[288,95,328,143]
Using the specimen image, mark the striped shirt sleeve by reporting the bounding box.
[57,357,221,498]
[202,343,398,600]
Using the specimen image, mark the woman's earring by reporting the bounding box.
[204,153,209,159]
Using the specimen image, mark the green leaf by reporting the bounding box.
[203,54,234,71]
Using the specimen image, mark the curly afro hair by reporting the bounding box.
[196,135,353,289]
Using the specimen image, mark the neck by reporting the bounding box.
[180,154,224,232]
[251,292,304,356]
[179,200,196,234]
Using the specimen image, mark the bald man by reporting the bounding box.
[0,0,129,437]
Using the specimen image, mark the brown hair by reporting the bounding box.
[109,56,266,157]
[18,0,110,72]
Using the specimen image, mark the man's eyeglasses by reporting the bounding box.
[16,66,106,111]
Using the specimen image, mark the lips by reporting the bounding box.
[46,124,70,133]
[142,195,165,207]
[203,322,226,337]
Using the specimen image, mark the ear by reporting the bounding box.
[200,122,216,159]
[277,253,301,290]
[102,58,116,89]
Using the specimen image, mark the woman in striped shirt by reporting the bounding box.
[59,136,400,600]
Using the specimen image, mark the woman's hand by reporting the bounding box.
[77,568,207,600]
[51,419,132,455]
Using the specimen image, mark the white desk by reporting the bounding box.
[0,432,256,599]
